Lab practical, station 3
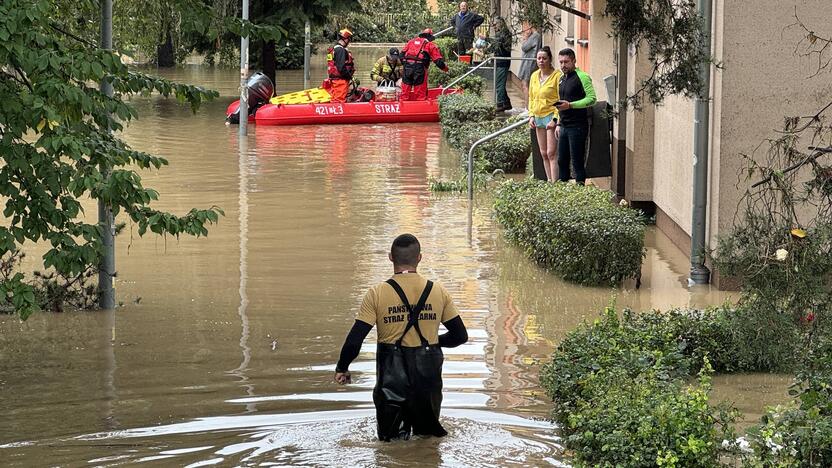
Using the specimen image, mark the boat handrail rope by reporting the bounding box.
[467,111,529,200]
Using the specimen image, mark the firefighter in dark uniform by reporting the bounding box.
[326,29,355,102]
[335,234,468,441]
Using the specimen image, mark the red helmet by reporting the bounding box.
[418,28,435,40]
[338,28,353,40]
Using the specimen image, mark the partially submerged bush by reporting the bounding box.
[430,61,485,96]
[743,334,832,466]
[542,308,738,467]
[494,179,645,285]
[438,93,495,127]
[443,120,530,174]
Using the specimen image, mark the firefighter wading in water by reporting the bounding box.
[326,28,355,102]
[335,234,468,441]
[400,28,449,101]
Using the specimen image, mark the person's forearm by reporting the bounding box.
[336,320,372,372]
[438,316,468,348]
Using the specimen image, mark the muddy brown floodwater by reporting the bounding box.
[0,47,791,466]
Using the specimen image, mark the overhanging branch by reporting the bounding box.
[541,0,591,21]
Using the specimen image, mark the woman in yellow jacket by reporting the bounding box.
[527,46,562,182]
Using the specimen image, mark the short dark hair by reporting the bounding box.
[537,46,552,60]
[558,48,576,60]
[391,234,421,265]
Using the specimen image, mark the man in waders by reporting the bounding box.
[335,234,468,441]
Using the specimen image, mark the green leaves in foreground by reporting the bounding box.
[0,0,223,318]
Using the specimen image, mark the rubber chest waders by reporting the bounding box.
[373,279,447,441]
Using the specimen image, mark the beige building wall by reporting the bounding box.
[625,49,656,202]
[709,0,832,249]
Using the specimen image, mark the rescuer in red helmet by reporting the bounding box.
[326,28,355,102]
[399,28,449,101]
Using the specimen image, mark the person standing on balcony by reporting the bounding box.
[326,29,355,102]
[450,2,484,56]
[555,47,596,185]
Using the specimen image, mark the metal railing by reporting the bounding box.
[442,56,536,103]
[467,111,529,200]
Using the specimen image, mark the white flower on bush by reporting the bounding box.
[775,248,788,261]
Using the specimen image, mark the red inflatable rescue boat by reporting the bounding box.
[226,88,462,126]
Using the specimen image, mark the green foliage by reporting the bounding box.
[743,335,832,467]
[438,93,495,126]
[541,307,738,467]
[438,95,528,173]
[0,0,223,318]
[602,0,709,108]
[451,120,531,173]
[430,61,485,96]
[432,37,458,62]
[337,0,438,43]
[714,112,832,372]
[493,179,645,285]
[512,0,556,33]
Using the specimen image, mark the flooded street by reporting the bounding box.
[0,48,790,466]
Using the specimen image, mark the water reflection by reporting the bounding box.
[0,52,786,466]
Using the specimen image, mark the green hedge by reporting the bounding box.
[743,334,832,466]
[542,308,738,467]
[430,61,485,96]
[438,95,529,174]
[494,179,645,285]
[541,306,832,466]
[438,93,494,127]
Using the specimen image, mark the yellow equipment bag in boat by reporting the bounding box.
[270,87,332,105]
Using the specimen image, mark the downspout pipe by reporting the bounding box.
[690,0,713,284]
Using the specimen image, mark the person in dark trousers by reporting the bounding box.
[491,16,513,112]
[554,48,596,184]
[335,234,468,441]
[450,1,484,56]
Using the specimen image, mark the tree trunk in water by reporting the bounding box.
[261,39,276,86]
[157,30,175,67]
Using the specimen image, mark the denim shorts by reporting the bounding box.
[533,113,556,129]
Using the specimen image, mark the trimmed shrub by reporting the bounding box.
[742,335,832,466]
[438,93,495,128]
[457,121,530,173]
[430,61,485,96]
[494,179,645,285]
[433,37,457,61]
[542,308,738,467]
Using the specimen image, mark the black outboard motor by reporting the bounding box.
[227,72,275,124]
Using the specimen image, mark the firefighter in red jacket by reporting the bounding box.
[326,29,355,102]
[400,29,449,101]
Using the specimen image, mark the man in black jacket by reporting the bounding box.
[335,234,468,441]
[450,2,484,55]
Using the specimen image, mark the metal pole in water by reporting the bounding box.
[239,0,250,136]
[304,20,311,89]
[98,0,115,309]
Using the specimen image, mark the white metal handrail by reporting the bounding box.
[467,112,529,200]
[441,56,536,103]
